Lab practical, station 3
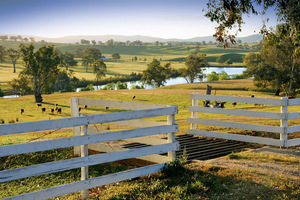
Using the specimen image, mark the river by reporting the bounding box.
[77,67,246,91]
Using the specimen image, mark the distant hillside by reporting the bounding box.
[0,33,263,44]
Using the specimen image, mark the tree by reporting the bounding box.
[82,48,102,72]
[59,52,77,70]
[0,35,8,41]
[9,74,32,95]
[216,56,224,65]
[20,43,61,102]
[225,59,233,65]
[0,46,5,62]
[112,53,121,60]
[243,24,300,96]
[92,59,107,84]
[91,40,96,45]
[205,0,300,53]
[181,52,208,83]
[116,81,128,90]
[6,48,21,73]
[141,59,172,88]
[218,70,230,80]
[206,71,219,81]
[106,39,114,48]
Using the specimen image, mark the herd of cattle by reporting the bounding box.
[20,103,62,115]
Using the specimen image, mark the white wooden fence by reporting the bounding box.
[0,98,178,200]
[188,93,300,147]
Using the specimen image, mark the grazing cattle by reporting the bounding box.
[251,95,255,98]
[106,107,109,110]
[55,106,58,111]
[132,96,136,99]
[57,108,62,114]
[232,102,237,107]
[55,104,58,107]
[41,107,46,113]
[79,107,82,112]
[50,108,55,114]
[219,102,226,108]
[20,108,24,115]
[84,105,88,109]
[37,103,42,107]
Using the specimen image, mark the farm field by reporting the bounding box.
[0,40,253,92]
[0,79,300,199]
[1,41,299,199]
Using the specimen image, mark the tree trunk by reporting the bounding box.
[275,88,280,96]
[13,61,16,73]
[35,92,43,103]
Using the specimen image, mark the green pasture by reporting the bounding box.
[1,80,300,199]
[0,41,254,92]
[1,79,299,146]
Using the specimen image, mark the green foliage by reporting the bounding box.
[0,45,5,62]
[0,88,4,97]
[20,43,61,102]
[141,59,172,88]
[243,24,300,96]
[80,84,95,91]
[218,70,230,80]
[130,84,144,89]
[161,159,186,177]
[207,70,233,81]
[82,47,102,72]
[59,51,77,70]
[227,152,239,159]
[206,71,219,81]
[112,52,121,60]
[6,48,21,73]
[224,59,233,65]
[116,81,127,90]
[92,59,107,83]
[8,74,33,95]
[216,56,224,65]
[181,52,208,83]
[101,82,115,90]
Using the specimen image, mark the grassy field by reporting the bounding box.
[0,41,253,92]
[0,79,300,199]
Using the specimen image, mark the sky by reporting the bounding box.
[0,0,280,39]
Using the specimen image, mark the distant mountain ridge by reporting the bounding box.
[0,33,263,44]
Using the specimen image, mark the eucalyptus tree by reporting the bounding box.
[92,59,107,85]
[20,43,61,102]
[205,0,300,54]
[6,48,21,73]
[59,52,78,70]
[141,59,172,88]
[0,46,5,62]
[181,52,208,83]
[82,47,102,72]
[243,24,300,96]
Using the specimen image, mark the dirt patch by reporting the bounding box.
[194,147,300,181]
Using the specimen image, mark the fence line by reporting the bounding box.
[1,98,178,200]
[187,93,300,147]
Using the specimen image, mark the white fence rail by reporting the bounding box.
[0,98,178,200]
[187,93,300,147]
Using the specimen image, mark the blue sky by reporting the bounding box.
[0,0,279,39]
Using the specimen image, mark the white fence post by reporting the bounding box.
[167,106,176,161]
[70,97,81,156]
[191,93,198,130]
[81,125,89,199]
[281,97,288,147]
